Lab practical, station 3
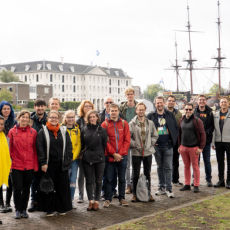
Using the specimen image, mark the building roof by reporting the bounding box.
[0,60,130,78]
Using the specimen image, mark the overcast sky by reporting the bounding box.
[1,0,230,93]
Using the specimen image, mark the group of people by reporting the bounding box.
[0,87,230,221]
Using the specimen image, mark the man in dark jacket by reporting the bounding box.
[28,99,47,212]
[147,96,178,198]
[194,95,214,187]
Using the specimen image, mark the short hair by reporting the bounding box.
[17,110,31,120]
[125,87,135,95]
[167,95,176,101]
[48,110,61,119]
[85,110,100,124]
[109,103,120,110]
[104,96,114,103]
[135,102,147,110]
[184,103,194,108]
[49,97,60,105]
[34,99,46,107]
[154,96,165,103]
[62,110,76,125]
[198,94,207,100]
[220,96,229,102]
[77,100,94,117]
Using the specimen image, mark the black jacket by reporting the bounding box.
[194,105,214,144]
[147,109,178,147]
[36,127,73,171]
[31,112,47,132]
[76,116,85,131]
[81,124,107,165]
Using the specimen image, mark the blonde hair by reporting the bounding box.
[49,97,60,105]
[48,110,61,119]
[77,100,94,117]
[85,110,100,124]
[17,110,31,120]
[62,110,76,125]
[136,102,147,110]
[125,87,135,95]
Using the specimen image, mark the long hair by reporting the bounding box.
[77,100,94,117]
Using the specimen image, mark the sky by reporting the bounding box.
[0,0,230,93]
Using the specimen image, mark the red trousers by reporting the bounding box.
[179,145,200,186]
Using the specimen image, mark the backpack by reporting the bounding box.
[136,174,150,202]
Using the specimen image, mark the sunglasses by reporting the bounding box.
[105,102,113,104]
[185,109,193,111]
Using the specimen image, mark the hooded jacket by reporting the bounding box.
[31,111,48,132]
[129,116,158,156]
[8,125,38,171]
[101,118,130,162]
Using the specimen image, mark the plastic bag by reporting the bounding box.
[136,174,150,202]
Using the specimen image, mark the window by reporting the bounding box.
[25,75,27,82]
[62,75,64,83]
[73,85,76,92]
[109,79,111,85]
[73,76,76,83]
[73,98,76,102]
[44,87,49,94]
[62,85,64,92]
[50,74,53,82]
[62,98,64,102]
[118,88,120,94]
[118,80,120,86]
[126,80,128,86]
[109,87,111,94]
[8,87,13,92]
[36,74,39,82]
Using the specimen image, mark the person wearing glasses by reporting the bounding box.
[178,103,206,193]
[36,110,73,216]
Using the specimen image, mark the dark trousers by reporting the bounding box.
[83,161,105,201]
[30,171,42,203]
[105,155,127,201]
[172,143,180,183]
[0,174,12,206]
[132,155,152,195]
[11,169,33,212]
[215,142,230,182]
[42,161,72,213]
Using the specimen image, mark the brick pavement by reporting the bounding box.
[0,154,227,230]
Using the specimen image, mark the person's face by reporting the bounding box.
[220,99,229,110]
[49,100,60,111]
[65,113,75,126]
[136,105,146,118]
[48,113,59,126]
[83,103,93,115]
[89,113,98,125]
[155,99,165,112]
[18,113,30,127]
[0,120,4,132]
[126,92,135,102]
[34,105,46,116]
[1,105,11,118]
[104,98,113,111]
[109,107,119,120]
[184,105,193,118]
[167,97,176,109]
[198,97,207,107]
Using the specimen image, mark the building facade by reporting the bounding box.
[0,61,132,110]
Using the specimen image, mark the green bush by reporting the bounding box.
[60,101,80,111]
[27,100,35,109]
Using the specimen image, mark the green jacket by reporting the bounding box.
[120,100,138,121]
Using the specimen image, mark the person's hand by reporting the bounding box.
[41,164,48,172]
[196,148,202,155]
[113,153,122,162]
[212,145,216,150]
[178,146,181,154]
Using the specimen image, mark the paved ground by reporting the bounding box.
[0,153,228,230]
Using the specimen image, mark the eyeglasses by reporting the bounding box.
[84,105,93,108]
[66,117,75,119]
[185,109,193,111]
[105,101,113,104]
[49,117,59,120]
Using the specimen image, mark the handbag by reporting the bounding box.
[39,172,54,194]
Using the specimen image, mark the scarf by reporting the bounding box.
[46,122,60,138]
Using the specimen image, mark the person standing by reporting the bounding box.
[166,95,183,186]
[36,110,72,216]
[8,110,38,219]
[194,95,214,187]
[62,110,81,208]
[76,100,94,203]
[48,97,61,111]
[179,103,206,193]
[81,110,107,211]
[147,96,178,198]
[0,101,17,213]
[102,103,130,208]
[120,87,138,194]
[212,97,230,188]
[129,102,158,202]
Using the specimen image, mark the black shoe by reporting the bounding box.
[5,204,12,213]
[180,185,191,191]
[214,181,225,188]
[226,182,230,189]
[0,220,2,224]
[14,211,21,219]
[194,186,200,193]
[21,210,29,218]
[207,181,213,187]
[28,202,37,213]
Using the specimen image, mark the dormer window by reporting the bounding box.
[11,66,15,72]
[115,71,119,77]
[106,69,110,75]
[70,66,74,72]
[47,64,51,70]
[59,65,63,71]
[25,65,30,71]
[37,64,42,70]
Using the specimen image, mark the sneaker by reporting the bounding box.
[149,195,155,202]
[103,200,111,208]
[214,181,225,188]
[119,199,129,206]
[72,202,77,209]
[77,199,84,203]
[166,190,175,198]
[0,205,7,213]
[226,182,230,189]
[125,186,132,194]
[207,181,213,187]
[194,186,200,193]
[46,212,56,217]
[131,195,137,202]
[21,210,29,218]
[155,188,166,196]
[5,204,12,213]
[173,181,183,186]
[59,212,66,216]
[14,210,21,219]
[180,185,191,191]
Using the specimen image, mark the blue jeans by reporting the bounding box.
[105,155,127,201]
[154,146,173,191]
[69,159,79,201]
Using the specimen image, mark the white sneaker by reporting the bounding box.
[103,200,111,208]
[77,199,84,203]
[155,188,166,196]
[166,190,175,198]
[72,203,77,209]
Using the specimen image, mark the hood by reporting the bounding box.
[0,101,15,123]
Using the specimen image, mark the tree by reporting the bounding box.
[209,83,225,94]
[0,89,13,102]
[144,84,163,101]
[0,70,19,82]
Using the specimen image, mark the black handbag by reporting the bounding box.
[39,172,54,194]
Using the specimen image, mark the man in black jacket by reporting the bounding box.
[147,96,178,198]
[194,95,214,187]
